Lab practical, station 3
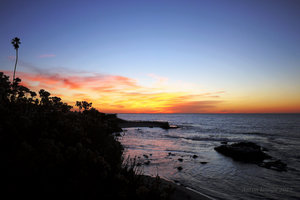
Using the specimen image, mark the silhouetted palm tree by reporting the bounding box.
[11,37,21,83]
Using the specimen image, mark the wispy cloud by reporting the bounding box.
[3,69,225,113]
[147,73,168,85]
[8,56,15,60]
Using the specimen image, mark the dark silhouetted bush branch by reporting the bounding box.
[0,72,172,199]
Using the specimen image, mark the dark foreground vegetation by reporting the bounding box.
[0,72,172,199]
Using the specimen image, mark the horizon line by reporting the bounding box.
[114,112,300,114]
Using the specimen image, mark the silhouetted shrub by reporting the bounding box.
[0,72,171,200]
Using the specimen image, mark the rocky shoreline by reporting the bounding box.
[118,120,179,129]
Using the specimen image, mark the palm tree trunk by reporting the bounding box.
[13,48,18,84]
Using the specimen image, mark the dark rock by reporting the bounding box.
[177,166,183,171]
[144,160,150,165]
[214,142,271,162]
[143,154,149,159]
[214,141,287,171]
[168,152,176,156]
[192,155,198,159]
[118,120,179,129]
[258,160,287,172]
[200,162,208,164]
[221,141,228,145]
[178,158,183,162]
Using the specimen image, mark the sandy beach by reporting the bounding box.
[142,175,214,200]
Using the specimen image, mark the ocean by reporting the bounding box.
[117,114,300,200]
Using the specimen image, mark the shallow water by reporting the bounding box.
[118,114,300,200]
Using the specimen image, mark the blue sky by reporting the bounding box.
[1,0,300,112]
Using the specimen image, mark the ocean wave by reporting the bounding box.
[177,123,275,136]
[164,134,241,143]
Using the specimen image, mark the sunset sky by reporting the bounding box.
[1,0,300,113]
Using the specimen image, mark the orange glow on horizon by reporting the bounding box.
[5,70,300,114]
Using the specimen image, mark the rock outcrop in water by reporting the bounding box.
[258,160,287,171]
[118,120,179,129]
[215,142,271,162]
[214,142,287,172]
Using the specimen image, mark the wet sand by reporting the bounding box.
[142,175,215,200]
